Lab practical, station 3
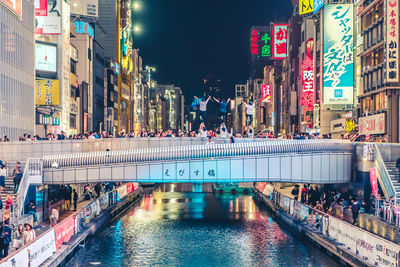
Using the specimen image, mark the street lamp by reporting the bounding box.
[133,2,141,11]
[133,25,141,33]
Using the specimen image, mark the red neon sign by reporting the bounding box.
[251,30,259,55]
[262,84,271,103]
[272,24,288,59]
[301,38,314,107]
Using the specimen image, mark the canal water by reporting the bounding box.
[67,184,340,267]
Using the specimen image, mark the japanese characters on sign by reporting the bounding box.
[262,84,271,103]
[272,24,288,59]
[250,27,271,59]
[301,38,314,107]
[299,0,314,15]
[36,79,60,106]
[386,0,399,82]
[323,4,354,107]
[359,113,386,135]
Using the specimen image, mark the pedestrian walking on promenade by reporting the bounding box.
[73,189,78,211]
[0,220,11,258]
[22,223,36,245]
[351,199,360,225]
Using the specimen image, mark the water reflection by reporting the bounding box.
[67,183,339,267]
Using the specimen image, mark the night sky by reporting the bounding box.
[134,0,292,100]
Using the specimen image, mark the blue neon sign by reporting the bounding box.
[74,22,94,39]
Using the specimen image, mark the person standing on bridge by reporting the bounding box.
[242,100,255,125]
[194,96,211,122]
[213,97,230,123]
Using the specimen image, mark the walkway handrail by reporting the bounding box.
[374,143,396,200]
[16,158,43,217]
[42,140,352,169]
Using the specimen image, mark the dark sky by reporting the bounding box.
[134,0,292,100]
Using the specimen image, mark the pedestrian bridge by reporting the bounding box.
[39,140,353,184]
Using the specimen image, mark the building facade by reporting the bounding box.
[0,1,35,140]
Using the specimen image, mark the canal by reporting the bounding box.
[67,184,340,267]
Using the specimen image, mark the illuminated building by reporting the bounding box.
[0,1,35,140]
[357,0,399,142]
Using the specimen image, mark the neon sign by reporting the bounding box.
[250,28,271,58]
[74,22,94,38]
[272,24,288,59]
[262,84,271,103]
[301,38,314,107]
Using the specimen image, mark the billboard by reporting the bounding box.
[262,84,271,103]
[314,0,324,14]
[35,42,57,73]
[272,24,288,59]
[36,79,60,106]
[70,0,98,17]
[323,4,354,106]
[386,0,399,82]
[299,0,314,15]
[35,0,61,35]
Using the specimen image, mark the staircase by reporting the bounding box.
[383,162,400,201]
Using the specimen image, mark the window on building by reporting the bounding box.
[88,48,92,61]
[70,114,76,129]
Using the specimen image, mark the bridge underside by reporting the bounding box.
[43,152,352,184]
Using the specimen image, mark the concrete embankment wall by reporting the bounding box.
[255,190,400,267]
[0,183,142,267]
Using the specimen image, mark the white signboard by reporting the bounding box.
[323,4,354,106]
[35,0,61,35]
[359,113,386,135]
[329,216,400,267]
[70,0,98,17]
[35,43,57,73]
[2,229,56,267]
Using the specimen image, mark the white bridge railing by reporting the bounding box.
[42,140,352,169]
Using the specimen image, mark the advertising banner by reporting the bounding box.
[359,113,386,135]
[2,247,29,267]
[35,43,57,73]
[283,196,290,212]
[35,0,47,16]
[323,4,354,106]
[370,168,380,199]
[70,0,98,17]
[1,0,22,17]
[35,79,60,106]
[117,184,128,200]
[262,85,271,103]
[328,216,400,267]
[127,183,134,194]
[98,193,109,211]
[299,0,314,15]
[272,24,288,59]
[386,0,399,82]
[35,0,61,34]
[54,216,75,249]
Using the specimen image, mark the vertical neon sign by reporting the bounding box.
[301,38,314,107]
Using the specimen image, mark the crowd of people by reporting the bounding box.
[291,184,368,225]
